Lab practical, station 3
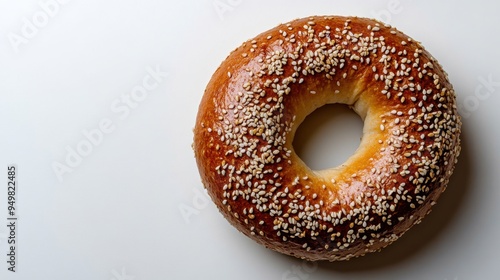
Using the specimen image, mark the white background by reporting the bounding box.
[0,0,498,279]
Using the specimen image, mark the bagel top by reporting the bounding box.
[193,16,461,261]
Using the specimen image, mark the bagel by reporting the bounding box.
[193,16,461,261]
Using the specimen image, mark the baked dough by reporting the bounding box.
[193,16,461,261]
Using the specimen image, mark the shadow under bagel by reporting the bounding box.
[285,103,472,271]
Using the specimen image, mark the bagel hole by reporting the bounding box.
[293,104,363,171]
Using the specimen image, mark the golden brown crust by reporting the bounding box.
[193,16,461,261]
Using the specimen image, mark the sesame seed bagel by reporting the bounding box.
[193,16,461,261]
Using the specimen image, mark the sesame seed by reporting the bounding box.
[197,16,461,262]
